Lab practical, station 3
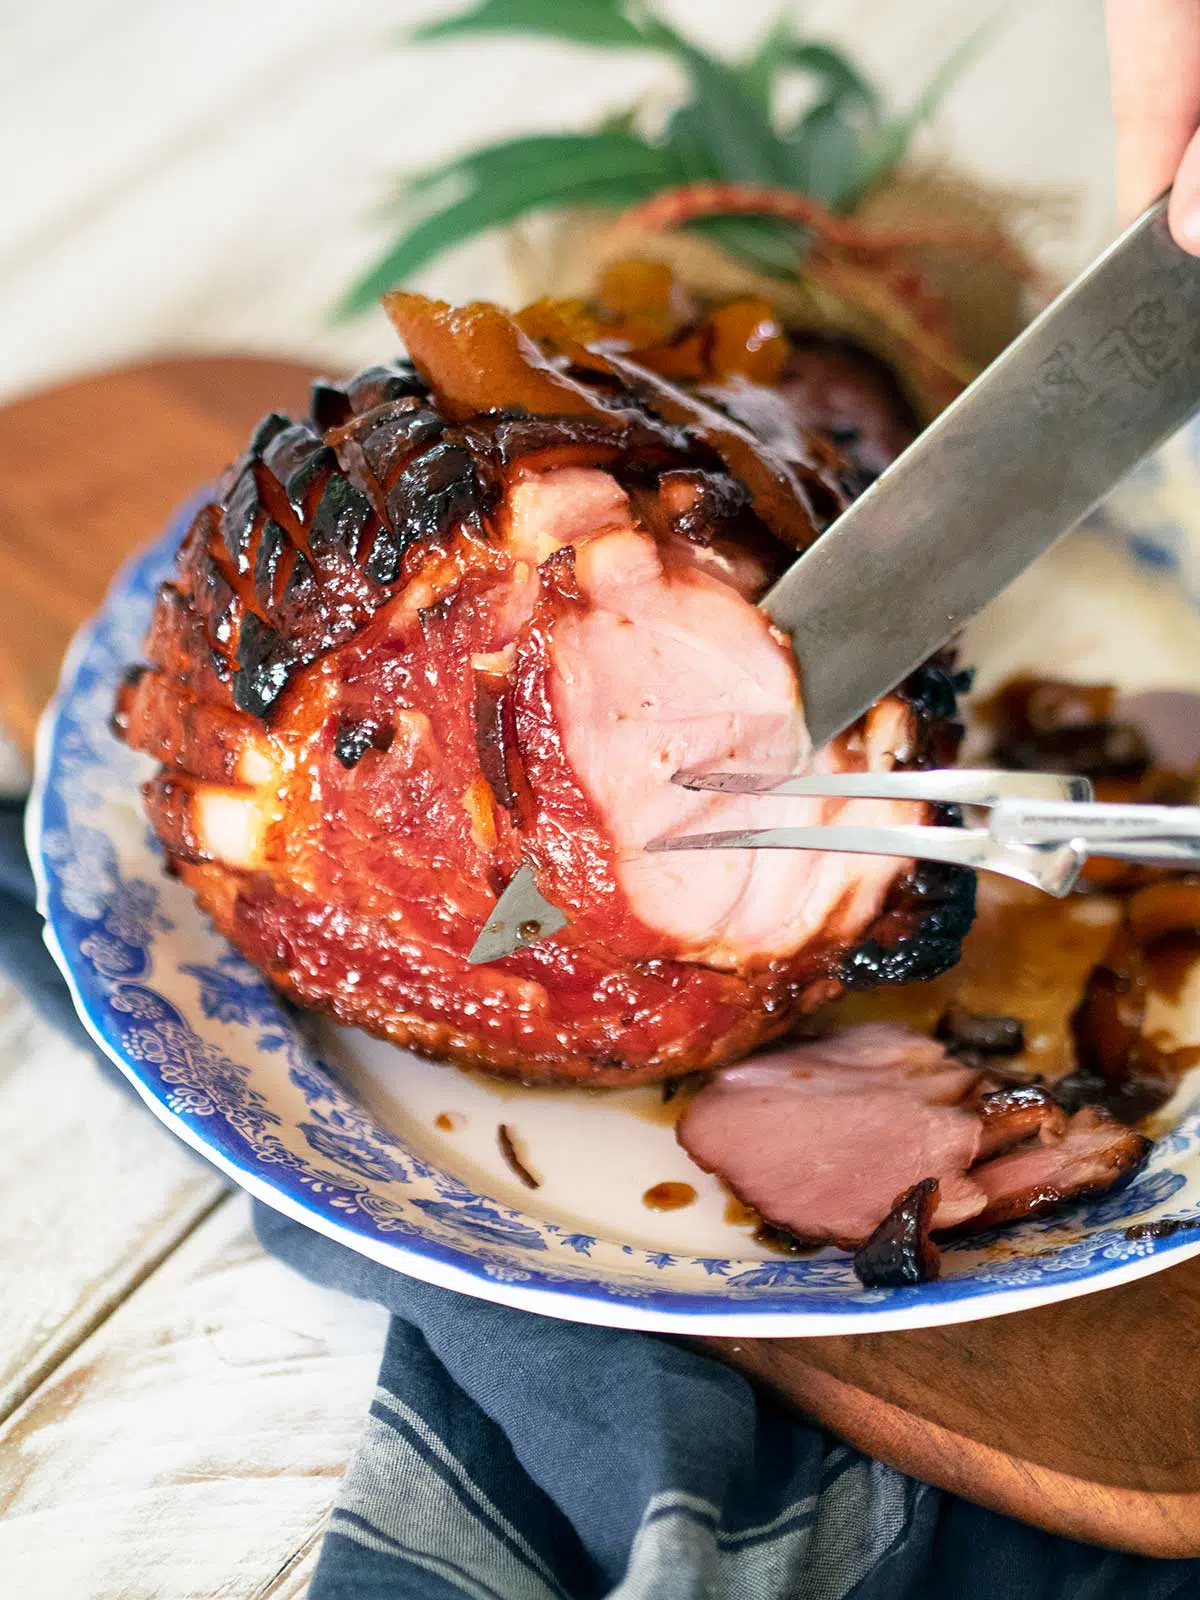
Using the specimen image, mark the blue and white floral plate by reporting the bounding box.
[28,425,1200,1335]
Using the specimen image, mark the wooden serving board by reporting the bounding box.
[4,357,1200,1559]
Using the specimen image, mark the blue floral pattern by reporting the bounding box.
[27,477,1200,1332]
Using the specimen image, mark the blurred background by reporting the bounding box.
[0,0,1113,406]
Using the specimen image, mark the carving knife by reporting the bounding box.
[469,194,1200,964]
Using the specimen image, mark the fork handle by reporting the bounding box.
[990,801,1200,863]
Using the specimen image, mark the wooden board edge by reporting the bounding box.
[697,1339,1200,1558]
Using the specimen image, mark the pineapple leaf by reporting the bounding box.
[854,26,988,197]
[782,97,863,212]
[404,131,660,198]
[660,101,722,183]
[342,2,990,311]
[339,137,676,315]
[737,12,793,115]
[661,39,790,185]
[778,42,878,113]
[413,0,653,49]
[598,104,642,136]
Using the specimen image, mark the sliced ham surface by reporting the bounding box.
[677,1024,1153,1252]
[964,1108,1151,1230]
[518,512,924,969]
[676,1025,988,1245]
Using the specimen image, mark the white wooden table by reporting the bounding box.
[0,3,1116,1593]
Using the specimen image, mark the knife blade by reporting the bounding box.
[765,193,1200,749]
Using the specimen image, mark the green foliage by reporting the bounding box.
[344,2,981,312]
[778,41,878,112]
[412,0,655,49]
[340,133,676,314]
[782,97,863,210]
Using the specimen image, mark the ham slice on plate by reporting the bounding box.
[677,1024,1152,1268]
[967,1107,1151,1229]
[676,1024,989,1247]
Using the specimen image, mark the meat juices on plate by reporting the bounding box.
[114,291,974,1083]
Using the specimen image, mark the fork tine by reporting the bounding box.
[645,822,1085,897]
[670,767,1094,805]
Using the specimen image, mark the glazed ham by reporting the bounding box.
[677,1025,1150,1254]
[114,292,974,1083]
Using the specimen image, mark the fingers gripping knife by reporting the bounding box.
[469,195,1200,965]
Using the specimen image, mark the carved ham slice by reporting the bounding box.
[965,1108,1151,1229]
[676,1025,1150,1254]
[676,1025,990,1245]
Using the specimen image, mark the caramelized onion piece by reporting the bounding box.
[1067,923,1177,1121]
[853,1178,941,1287]
[983,675,1151,778]
[974,1084,1068,1159]
[1126,877,1200,947]
[497,1124,541,1189]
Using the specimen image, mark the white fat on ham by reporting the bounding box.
[193,787,272,869]
[677,1025,988,1245]
[547,521,920,965]
[505,467,637,563]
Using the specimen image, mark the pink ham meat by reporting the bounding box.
[677,1024,1151,1253]
[515,511,926,969]
[676,1024,990,1245]
[967,1107,1151,1229]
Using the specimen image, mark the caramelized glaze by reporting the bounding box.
[642,1181,697,1211]
[824,878,1119,1077]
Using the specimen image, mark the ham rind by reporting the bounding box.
[972,1084,1068,1160]
[676,1026,988,1245]
[964,1108,1151,1230]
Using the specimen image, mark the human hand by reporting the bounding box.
[1105,0,1200,251]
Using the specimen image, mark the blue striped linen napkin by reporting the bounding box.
[3,797,1198,1600]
